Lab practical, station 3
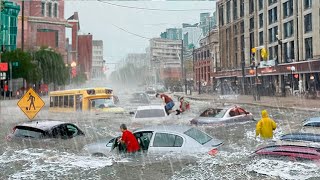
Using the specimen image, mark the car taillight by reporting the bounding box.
[208,148,218,156]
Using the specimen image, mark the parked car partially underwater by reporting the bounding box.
[190,106,254,125]
[131,105,170,122]
[84,125,223,157]
[255,117,320,160]
[6,120,85,141]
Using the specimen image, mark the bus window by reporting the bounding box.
[64,96,69,107]
[50,97,54,107]
[69,95,74,108]
[54,96,59,107]
[91,98,115,109]
[59,96,63,107]
[76,95,82,111]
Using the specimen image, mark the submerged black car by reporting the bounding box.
[6,120,85,141]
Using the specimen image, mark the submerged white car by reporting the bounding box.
[84,125,223,156]
[131,105,170,122]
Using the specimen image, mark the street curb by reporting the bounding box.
[173,94,320,112]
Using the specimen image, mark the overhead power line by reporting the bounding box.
[97,0,213,11]
[111,23,151,40]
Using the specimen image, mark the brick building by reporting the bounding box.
[16,0,69,59]
[78,34,92,80]
[193,29,219,91]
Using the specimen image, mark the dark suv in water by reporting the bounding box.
[6,120,85,141]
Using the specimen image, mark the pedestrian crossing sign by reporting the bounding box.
[17,88,45,120]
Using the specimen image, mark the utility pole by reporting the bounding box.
[21,0,24,51]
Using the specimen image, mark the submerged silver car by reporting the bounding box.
[84,125,223,156]
[190,106,255,125]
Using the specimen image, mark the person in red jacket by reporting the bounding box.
[156,93,175,115]
[176,96,190,115]
[118,124,140,153]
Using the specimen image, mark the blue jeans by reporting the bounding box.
[165,101,175,112]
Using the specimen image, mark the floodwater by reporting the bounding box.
[1,93,320,180]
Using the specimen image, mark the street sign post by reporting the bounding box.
[17,88,45,120]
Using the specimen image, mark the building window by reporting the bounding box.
[304,0,312,9]
[284,21,294,38]
[240,0,244,17]
[234,24,238,35]
[240,21,244,33]
[259,14,263,28]
[268,0,277,6]
[268,7,277,25]
[53,3,58,17]
[249,17,254,31]
[41,2,46,16]
[283,0,293,18]
[234,37,238,51]
[47,2,52,17]
[233,0,238,20]
[249,0,254,14]
[305,37,313,59]
[226,1,231,23]
[259,31,264,45]
[304,13,312,33]
[258,0,263,10]
[269,47,274,59]
[249,32,254,50]
[219,6,224,26]
[283,41,294,62]
[268,26,278,43]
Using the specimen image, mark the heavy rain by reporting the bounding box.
[1,0,320,180]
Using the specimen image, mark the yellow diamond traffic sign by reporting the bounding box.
[17,88,45,120]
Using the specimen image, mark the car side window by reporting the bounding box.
[153,133,183,147]
[51,125,68,139]
[229,108,240,117]
[305,122,320,127]
[66,124,79,137]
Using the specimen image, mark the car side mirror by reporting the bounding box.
[129,111,135,115]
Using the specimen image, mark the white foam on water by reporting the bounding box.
[247,158,320,180]
[0,148,114,179]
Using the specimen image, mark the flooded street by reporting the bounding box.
[1,94,320,180]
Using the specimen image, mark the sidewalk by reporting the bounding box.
[173,92,320,112]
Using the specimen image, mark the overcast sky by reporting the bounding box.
[65,1,216,66]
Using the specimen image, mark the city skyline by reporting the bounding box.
[65,1,216,65]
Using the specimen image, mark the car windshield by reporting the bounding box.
[135,109,166,118]
[200,108,226,118]
[91,98,116,108]
[184,128,212,145]
[13,126,44,139]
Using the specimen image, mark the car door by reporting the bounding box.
[148,132,184,154]
[133,131,153,152]
[225,108,241,123]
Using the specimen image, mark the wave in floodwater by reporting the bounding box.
[0,148,115,179]
[247,158,320,180]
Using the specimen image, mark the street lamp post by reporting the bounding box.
[198,81,201,95]
[210,76,213,93]
[190,78,193,95]
[290,66,296,95]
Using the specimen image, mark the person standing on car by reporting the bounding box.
[118,124,140,153]
[156,93,175,115]
[256,110,277,139]
[176,96,190,115]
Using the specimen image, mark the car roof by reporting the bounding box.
[134,125,193,134]
[137,105,164,110]
[16,120,67,131]
[304,117,320,124]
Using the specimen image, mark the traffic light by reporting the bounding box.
[251,48,256,68]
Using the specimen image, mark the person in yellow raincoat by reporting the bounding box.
[256,110,277,139]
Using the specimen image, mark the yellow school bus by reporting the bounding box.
[49,87,124,113]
